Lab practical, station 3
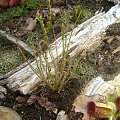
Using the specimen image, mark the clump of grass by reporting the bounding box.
[0,39,24,76]
[19,20,69,92]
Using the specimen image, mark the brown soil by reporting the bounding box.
[2,77,84,120]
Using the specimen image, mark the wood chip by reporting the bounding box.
[112,46,120,54]
[107,36,115,44]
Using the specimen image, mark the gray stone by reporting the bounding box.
[0,106,22,120]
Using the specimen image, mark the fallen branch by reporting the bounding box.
[0,30,33,55]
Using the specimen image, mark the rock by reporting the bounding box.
[56,110,69,120]
[0,106,22,120]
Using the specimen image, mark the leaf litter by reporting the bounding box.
[27,95,57,114]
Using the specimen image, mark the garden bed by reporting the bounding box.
[2,32,120,120]
[0,0,120,120]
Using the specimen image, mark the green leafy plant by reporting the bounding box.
[95,87,120,120]
[107,86,120,120]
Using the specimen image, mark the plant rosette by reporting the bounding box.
[87,101,116,119]
[0,0,25,8]
[94,102,116,119]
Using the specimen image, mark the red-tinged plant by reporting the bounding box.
[115,97,120,110]
[87,101,96,120]
[0,0,9,8]
[0,0,22,8]
[9,0,21,7]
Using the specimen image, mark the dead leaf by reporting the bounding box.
[51,8,61,16]
[25,18,36,31]
[27,95,57,113]
[27,95,39,105]
[15,96,26,103]
[37,8,60,19]
[15,30,27,37]
[13,96,26,110]
[72,95,92,120]
[39,0,44,3]
[0,93,5,99]
[41,10,48,18]
[107,36,115,44]
[112,46,120,54]
[0,86,7,94]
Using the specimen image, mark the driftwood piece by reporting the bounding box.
[0,30,33,55]
[7,4,120,95]
[0,58,35,86]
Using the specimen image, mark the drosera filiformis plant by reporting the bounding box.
[18,0,71,93]
[18,0,91,93]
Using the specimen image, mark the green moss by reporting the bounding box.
[69,57,97,82]
[0,51,23,76]
[0,38,25,76]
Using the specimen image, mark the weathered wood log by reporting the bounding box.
[0,30,33,55]
[7,4,120,95]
